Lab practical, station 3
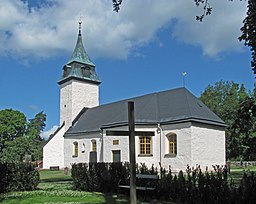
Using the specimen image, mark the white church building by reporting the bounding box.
[43,22,226,172]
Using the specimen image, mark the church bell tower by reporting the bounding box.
[58,21,101,130]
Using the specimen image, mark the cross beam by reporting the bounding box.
[106,130,155,136]
[105,101,155,204]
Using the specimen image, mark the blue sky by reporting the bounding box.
[0,0,255,138]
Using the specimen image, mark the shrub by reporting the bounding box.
[71,162,129,193]
[71,163,256,203]
[0,162,39,193]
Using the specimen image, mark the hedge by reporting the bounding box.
[72,163,256,203]
[0,162,39,193]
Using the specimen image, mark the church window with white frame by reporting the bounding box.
[73,142,78,157]
[166,133,177,156]
[139,136,152,156]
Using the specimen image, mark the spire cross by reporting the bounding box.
[106,101,155,204]
[78,16,83,36]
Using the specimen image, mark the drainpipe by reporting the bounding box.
[100,128,103,162]
[157,124,163,166]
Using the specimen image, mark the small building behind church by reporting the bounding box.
[43,22,226,172]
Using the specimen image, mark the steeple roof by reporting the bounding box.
[66,22,95,66]
[58,22,100,85]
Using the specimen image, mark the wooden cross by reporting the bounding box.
[106,101,155,204]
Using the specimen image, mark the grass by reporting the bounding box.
[0,170,150,204]
[39,169,73,182]
[228,165,256,185]
[1,166,255,204]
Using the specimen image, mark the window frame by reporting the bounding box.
[113,140,119,145]
[165,133,177,157]
[91,140,97,152]
[73,141,78,157]
[138,136,153,157]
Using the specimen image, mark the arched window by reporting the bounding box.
[166,133,177,156]
[91,140,97,152]
[73,142,78,157]
[139,136,152,156]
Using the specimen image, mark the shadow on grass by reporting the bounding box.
[102,193,176,204]
[103,193,129,203]
[40,177,73,183]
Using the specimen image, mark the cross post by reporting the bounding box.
[106,101,155,204]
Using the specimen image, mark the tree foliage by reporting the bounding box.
[200,81,256,160]
[238,0,256,76]
[112,0,122,12]
[0,109,26,152]
[27,111,46,140]
[0,109,46,162]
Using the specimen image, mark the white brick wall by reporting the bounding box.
[60,79,99,130]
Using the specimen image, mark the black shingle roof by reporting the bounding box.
[65,87,226,136]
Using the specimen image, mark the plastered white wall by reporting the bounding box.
[101,122,225,172]
[60,79,99,130]
[43,124,65,169]
[64,132,102,168]
[160,122,192,172]
[102,125,160,168]
[190,123,226,170]
[60,122,225,172]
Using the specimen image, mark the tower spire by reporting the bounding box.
[58,21,101,85]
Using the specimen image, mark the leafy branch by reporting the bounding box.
[194,0,212,22]
[113,0,123,12]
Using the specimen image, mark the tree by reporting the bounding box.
[199,81,256,160]
[238,0,256,76]
[27,111,46,140]
[26,111,47,160]
[0,109,47,162]
[112,0,256,76]
[0,109,26,152]
[231,96,256,159]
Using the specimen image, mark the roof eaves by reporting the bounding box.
[64,130,100,137]
[160,117,227,127]
[58,75,101,85]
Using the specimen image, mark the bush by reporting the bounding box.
[71,162,129,193]
[0,162,39,193]
[157,165,256,204]
[72,163,256,203]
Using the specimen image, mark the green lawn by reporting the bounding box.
[0,170,159,204]
[1,167,255,204]
[39,169,72,182]
[228,165,256,185]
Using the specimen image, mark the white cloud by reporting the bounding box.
[40,125,58,140]
[0,0,248,60]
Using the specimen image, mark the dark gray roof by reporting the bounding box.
[65,87,226,136]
